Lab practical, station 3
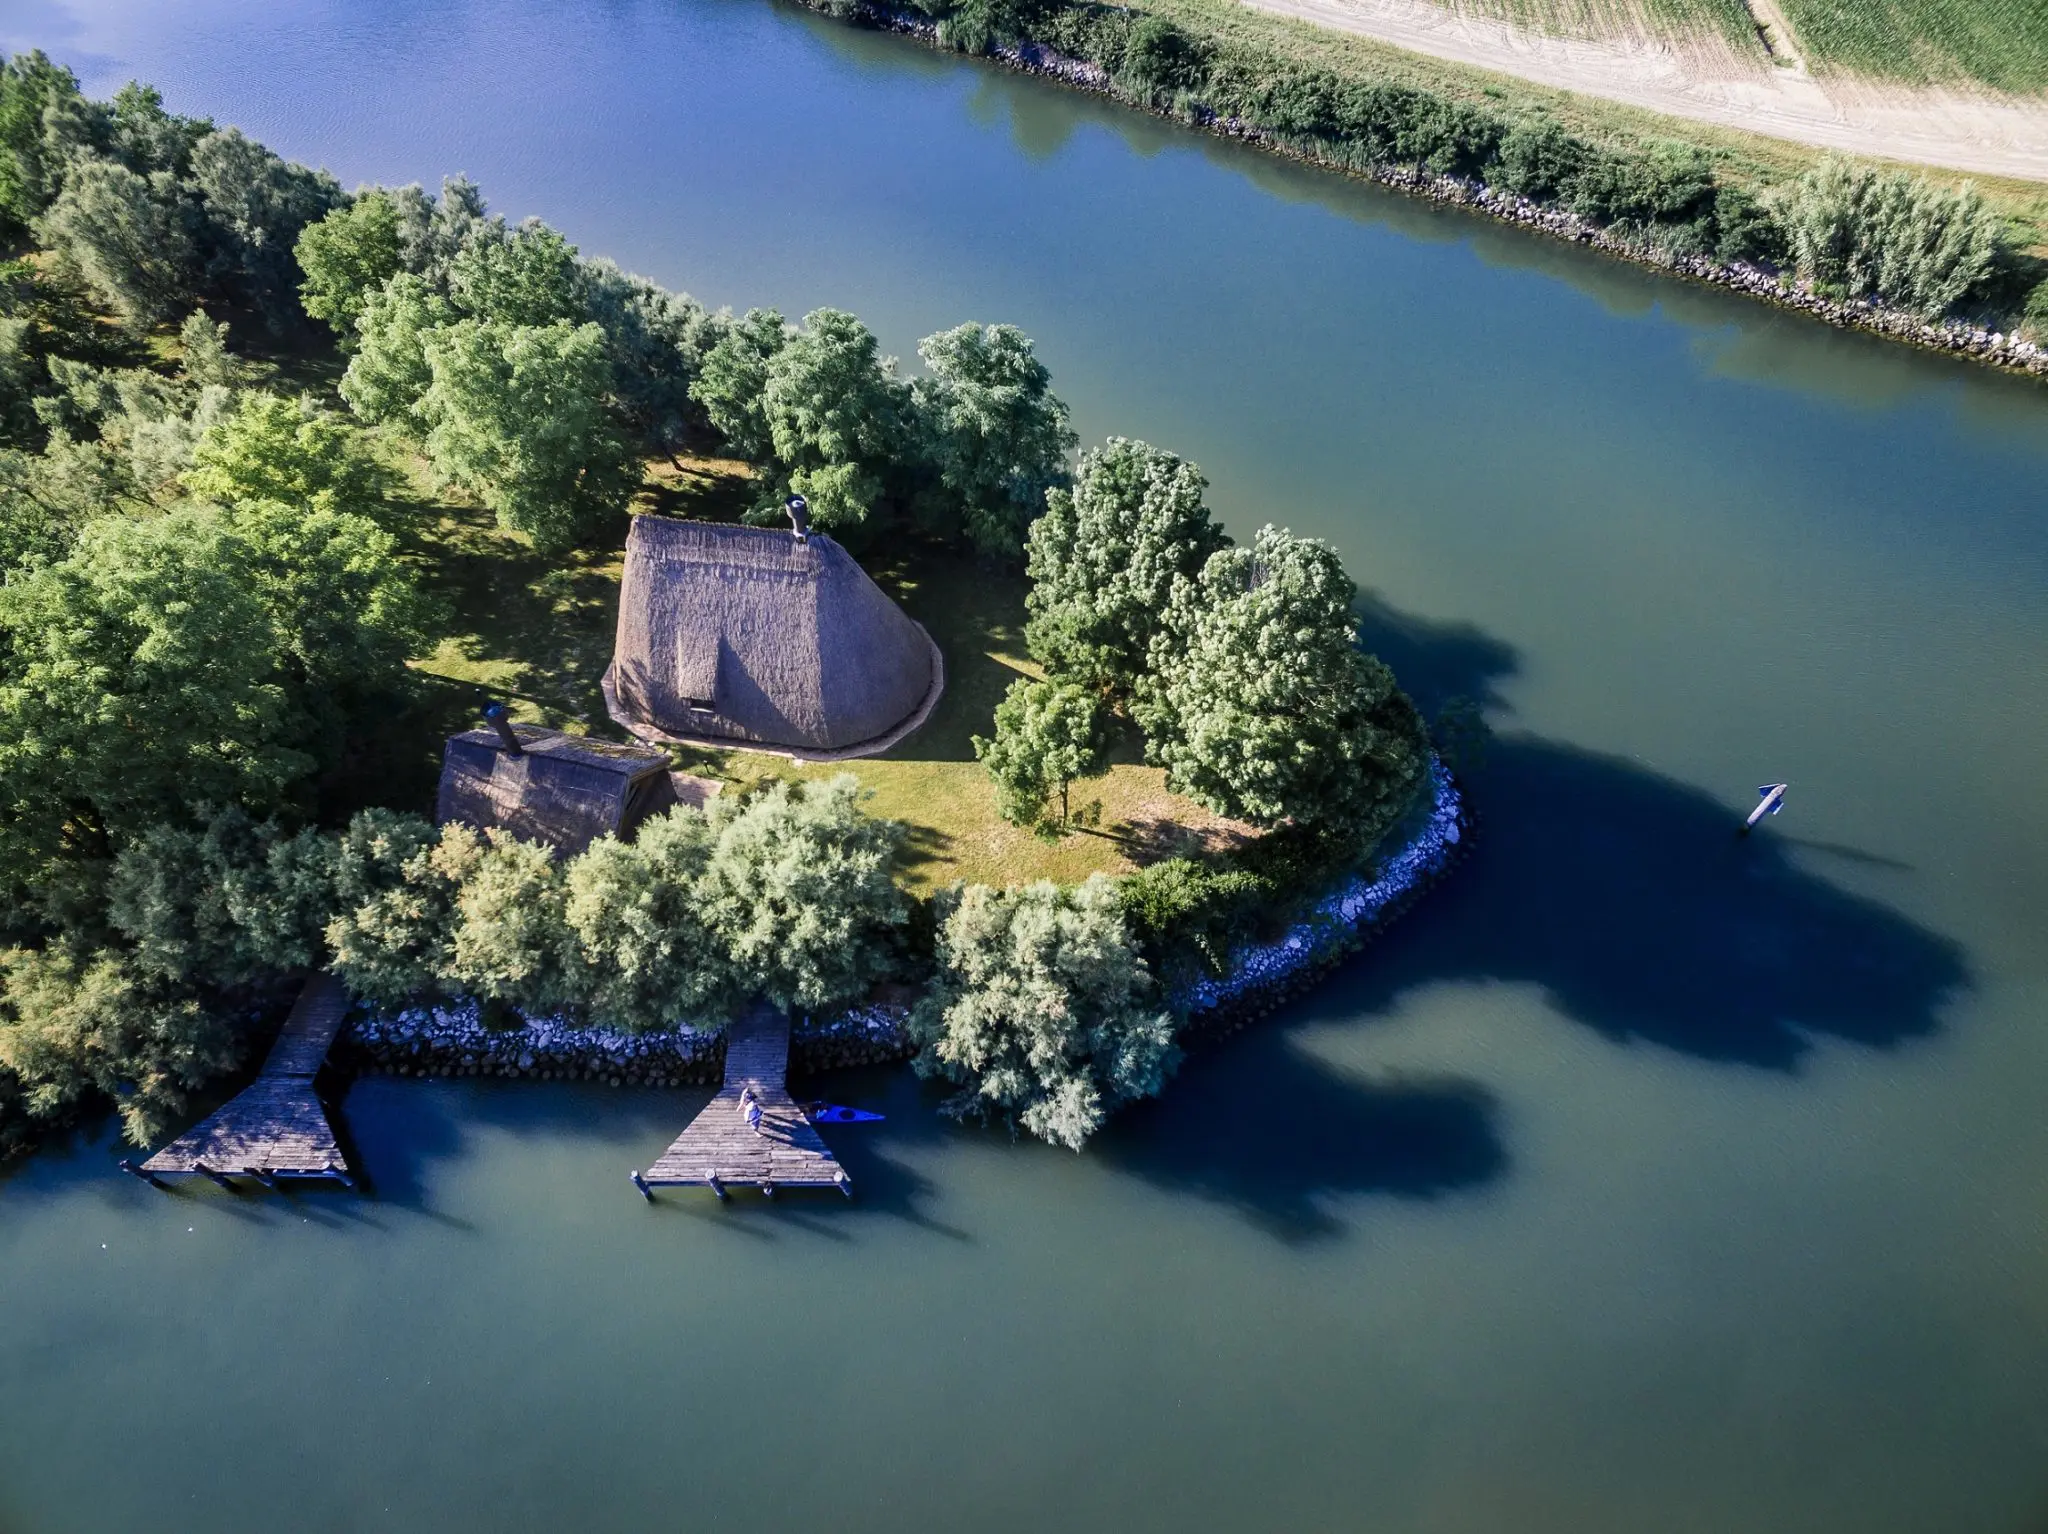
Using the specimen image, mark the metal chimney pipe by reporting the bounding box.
[482,701,523,756]
[785,493,811,543]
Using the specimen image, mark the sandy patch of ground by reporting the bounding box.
[1237,0,2048,180]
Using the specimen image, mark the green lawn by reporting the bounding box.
[398,457,1249,893]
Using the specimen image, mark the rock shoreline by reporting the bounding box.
[338,761,1467,1083]
[827,2,2048,382]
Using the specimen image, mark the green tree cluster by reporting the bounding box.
[1021,439,1425,849]
[3,58,341,333]
[1137,525,1425,847]
[328,776,908,1029]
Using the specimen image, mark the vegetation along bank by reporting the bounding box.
[803,0,2048,376]
[0,56,1455,1163]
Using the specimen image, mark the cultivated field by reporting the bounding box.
[1774,0,2048,91]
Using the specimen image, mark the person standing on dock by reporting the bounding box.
[745,1095,765,1136]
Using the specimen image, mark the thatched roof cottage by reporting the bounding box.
[436,719,711,856]
[602,517,944,760]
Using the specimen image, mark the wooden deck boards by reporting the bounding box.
[140,973,352,1182]
[642,1006,846,1192]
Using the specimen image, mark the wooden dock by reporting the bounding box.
[132,973,354,1188]
[637,1005,847,1198]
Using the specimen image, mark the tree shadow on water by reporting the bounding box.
[1100,1029,1505,1242]
[1352,734,1967,1070]
[1351,595,1969,1068]
[1101,596,1969,1236]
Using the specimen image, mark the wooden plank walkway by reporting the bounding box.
[638,1005,847,1197]
[134,973,353,1187]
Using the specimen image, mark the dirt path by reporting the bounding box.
[1237,0,2048,181]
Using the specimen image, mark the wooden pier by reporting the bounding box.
[132,972,354,1188]
[637,1005,847,1198]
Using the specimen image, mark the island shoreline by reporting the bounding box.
[338,761,1471,1091]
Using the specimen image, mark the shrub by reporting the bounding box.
[1495,120,1591,201]
[1781,155,2000,317]
[108,807,337,987]
[910,875,1179,1149]
[563,809,741,1032]
[324,811,471,1007]
[1122,17,1209,100]
[1117,856,1270,981]
[0,944,238,1145]
[699,776,909,1015]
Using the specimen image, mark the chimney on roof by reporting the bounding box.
[481,701,524,756]
[785,493,811,544]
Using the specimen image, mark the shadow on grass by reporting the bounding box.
[868,541,1034,765]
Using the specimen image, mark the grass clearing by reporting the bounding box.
[390,453,1250,894]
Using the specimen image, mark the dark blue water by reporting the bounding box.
[4,2,2047,1531]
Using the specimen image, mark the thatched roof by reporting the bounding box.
[603,518,944,759]
[436,724,681,856]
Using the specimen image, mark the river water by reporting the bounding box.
[4,3,2047,1530]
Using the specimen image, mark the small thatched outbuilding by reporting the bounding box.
[602,517,944,760]
[436,722,706,857]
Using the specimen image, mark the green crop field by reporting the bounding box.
[1773,0,2048,92]
[1428,0,2048,90]
[1455,0,1757,49]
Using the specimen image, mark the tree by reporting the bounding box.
[339,271,458,428]
[1781,156,2000,318]
[910,875,1179,1150]
[576,258,718,452]
[973,677,1105,832]
[418,317,639,551]
[562,807,739,1031]
[107,806,337,986]
[911,321,1075,561]
[0,944,238,1145]
[444,829,582,1017]
[0,509,308,882]
[689,306,786,461]
[760,307,909,536]
[105,82,209,179]
[188,126,343,330]
[186,390,398,524]
[699,775,908,1015]
[1135,525,1425,848]
[295,189,403,345]
[1023,437,1228,692]
[324,811,468,1007]
[0,51,86,237]
[33,157,200,332]
[0,498,426,903]
[447,219,581,326]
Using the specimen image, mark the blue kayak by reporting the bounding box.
[806,1104,884,1124]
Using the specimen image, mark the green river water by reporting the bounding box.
[2,2,2046,1530]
